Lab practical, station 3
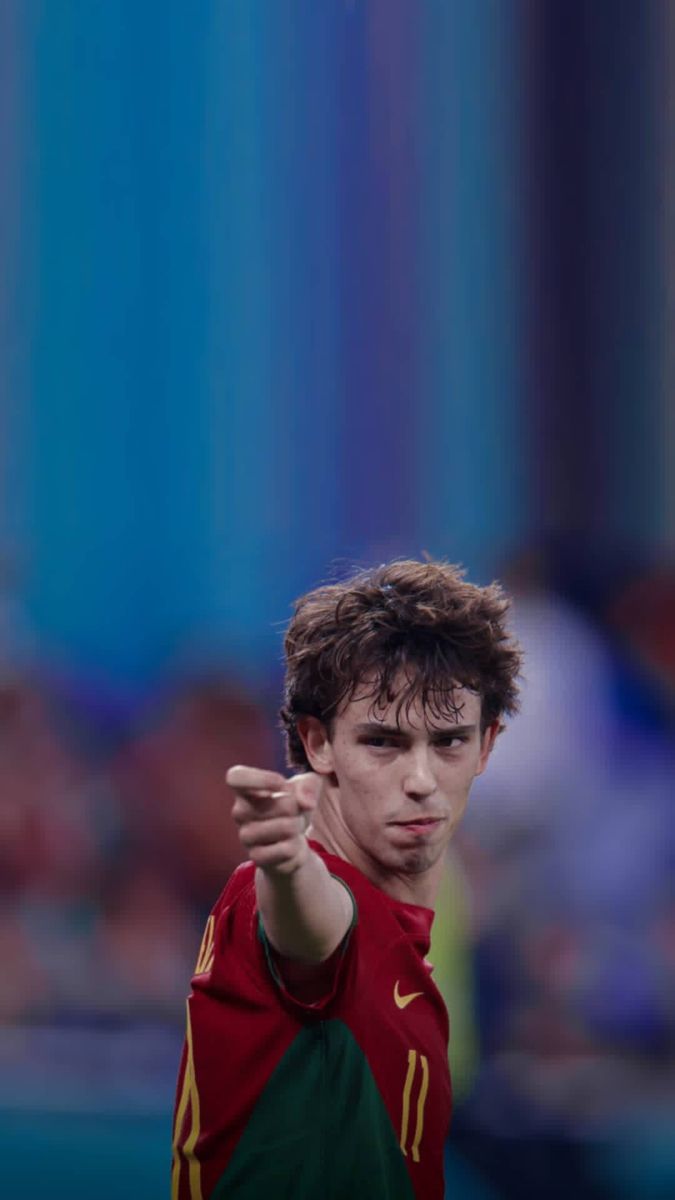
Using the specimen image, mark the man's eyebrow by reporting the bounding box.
[429,724,477,737]
[354,722,477,736]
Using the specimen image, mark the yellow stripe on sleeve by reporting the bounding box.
[184,1002,204,1200]
[171,1000,204,1200]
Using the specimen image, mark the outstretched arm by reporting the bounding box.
[226,765,354,964]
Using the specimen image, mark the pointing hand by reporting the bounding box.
[226,766,322,876]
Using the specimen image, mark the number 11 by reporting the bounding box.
[399,1049,429,1162]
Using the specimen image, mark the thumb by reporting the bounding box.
[289,772,323,813]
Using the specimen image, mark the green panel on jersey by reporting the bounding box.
[210,1019,415,1200]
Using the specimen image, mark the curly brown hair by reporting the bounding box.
[280,559,523,770]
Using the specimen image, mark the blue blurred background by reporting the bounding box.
[1,2,674,1197]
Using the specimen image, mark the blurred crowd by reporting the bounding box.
[0,646,280,1023]
[1,548,674,1153]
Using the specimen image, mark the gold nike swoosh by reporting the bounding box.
[394,980,423,1010]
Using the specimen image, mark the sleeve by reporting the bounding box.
[257,874,358,1013]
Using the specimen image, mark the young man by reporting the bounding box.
[172,560,522,1200]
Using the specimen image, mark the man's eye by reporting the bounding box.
[363,736,396,749]
[435,736,467,750]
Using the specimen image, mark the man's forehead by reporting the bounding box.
[343,682,481,727]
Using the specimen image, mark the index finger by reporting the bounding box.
[225,765,289,798]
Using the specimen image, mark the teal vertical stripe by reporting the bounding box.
[25,3,215,681]
[27,3,148,675]
[417,1,526,579]
[127,7,212,655]
[204,2,342,670]
[265,1,341,607]
[0,1,24,560]
[200,2,275,668]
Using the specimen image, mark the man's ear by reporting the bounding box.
[475,721,500,777]
[297,716,335,775]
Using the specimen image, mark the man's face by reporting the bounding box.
[302,681,497,879]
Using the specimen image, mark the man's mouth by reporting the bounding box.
[392,817,443,826]
[390,817,444,834]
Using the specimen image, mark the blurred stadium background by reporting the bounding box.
[1,3,674,1197]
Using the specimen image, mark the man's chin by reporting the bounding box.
[374,841,438,877]
[399,848,437,875]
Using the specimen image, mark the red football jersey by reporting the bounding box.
[172,841,452,1199]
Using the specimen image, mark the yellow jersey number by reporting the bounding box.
[399,1049,430,1163]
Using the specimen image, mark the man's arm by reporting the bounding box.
[226,765,354,964]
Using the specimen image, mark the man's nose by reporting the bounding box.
[402,748,436,798]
